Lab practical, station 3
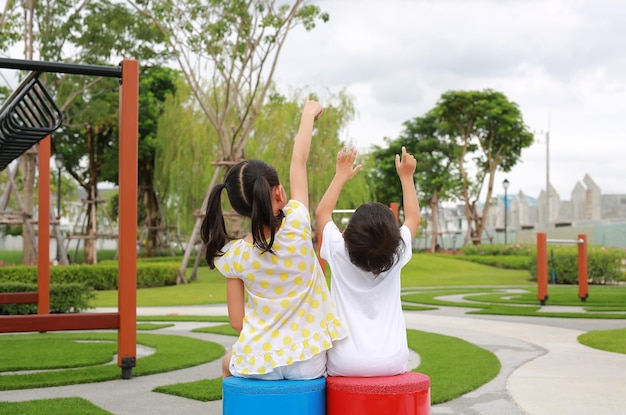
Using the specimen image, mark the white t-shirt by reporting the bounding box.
[321,221,412,377]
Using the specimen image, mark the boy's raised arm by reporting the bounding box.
[290,98,323,208]
[395,146,420,238]
[316,147,362,230]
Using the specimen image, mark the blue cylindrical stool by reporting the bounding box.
[222,376,326,415]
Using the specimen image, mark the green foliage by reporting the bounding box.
[0,282,94,315]
[247,88,371,218]
[460,244,536,256]
[155,78,221,235]
[0,263,178,290]
[457,255,533,270]
[369,111,460,207]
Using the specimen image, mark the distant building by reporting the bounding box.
[416,173,626,249]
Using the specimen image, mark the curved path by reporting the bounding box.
[1,303,625,415]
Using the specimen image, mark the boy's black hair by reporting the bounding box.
[343,202,405,276]
[201,159,284,268]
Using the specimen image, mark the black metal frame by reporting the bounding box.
[0,58,122,171]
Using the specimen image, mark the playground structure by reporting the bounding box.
[0,57,139,379]
[536,232,588,305]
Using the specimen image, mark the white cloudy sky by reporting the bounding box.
[273,0,626,200]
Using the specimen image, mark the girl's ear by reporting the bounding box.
[273,184,286,205]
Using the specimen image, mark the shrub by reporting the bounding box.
[459,255,532,270]
[0,282,94,315]
[460,244,536,257]
[0,263,178,290]
[528,246,626,284]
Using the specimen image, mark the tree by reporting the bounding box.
[370,112,460,252]
[129,0,330,279]
[2,0,168,263]
[432,89,534,245]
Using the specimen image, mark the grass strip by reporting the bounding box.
[153,377,223,402]
[0,333,224,391]
[0,397,112,415]
[137,315,230,323]
[192,324,239,336]
[578,328,626,354]
[407,329,500,404]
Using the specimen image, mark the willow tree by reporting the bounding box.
[433,89,534,245]
[130,0,329,279]
[156,87,370,279]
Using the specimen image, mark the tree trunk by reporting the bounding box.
[20,153,37,265]
[142,184,161,257]
[83,184,98,265]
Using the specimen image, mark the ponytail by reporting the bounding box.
[202,160,284,265]
[201,183,228,269]
[251,176,280,254]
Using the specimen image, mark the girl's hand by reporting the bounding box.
[395,146,416,178]
[303,97,323,120]
[335,146,362,182]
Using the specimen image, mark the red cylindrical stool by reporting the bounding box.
[326,372,431,415]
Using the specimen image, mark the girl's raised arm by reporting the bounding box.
[290,98,323,208]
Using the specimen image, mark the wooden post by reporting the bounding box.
[577,234,588,301]
[536,232,548,305]
[37,136,51,314]
[118,59,138,379]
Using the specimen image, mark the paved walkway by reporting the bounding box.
[1,304,626,415]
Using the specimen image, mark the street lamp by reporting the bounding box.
[502,178,509,245]
[54,153,64,262]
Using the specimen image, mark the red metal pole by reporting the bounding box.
[390,202,399,224]
[577,234,588,301]
[536,232,548,305]
[118,59,138,379]
[37,136,51,314]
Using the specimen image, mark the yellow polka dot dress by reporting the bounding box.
[215,200,346,376]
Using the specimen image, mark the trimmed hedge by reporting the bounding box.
[0,282,94,315]
[458,255,532,270]
[460,244,536,256]
[0,263,178,290]
[529,246,626,284]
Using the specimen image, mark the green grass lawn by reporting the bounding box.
[3,251,625,413]
[0,332,224,391]
[91,253,533,307]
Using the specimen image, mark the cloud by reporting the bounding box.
[273,0,626,198]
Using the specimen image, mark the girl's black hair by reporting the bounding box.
[201,160,284,268]
[343,202,405,276]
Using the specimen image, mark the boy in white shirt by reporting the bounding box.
[316,146,420,376]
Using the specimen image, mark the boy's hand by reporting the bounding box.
[395,146,416,178]
[336,146,362,182]
[303,97,323,120]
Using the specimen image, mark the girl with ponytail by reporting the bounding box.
[201,98,346,380]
